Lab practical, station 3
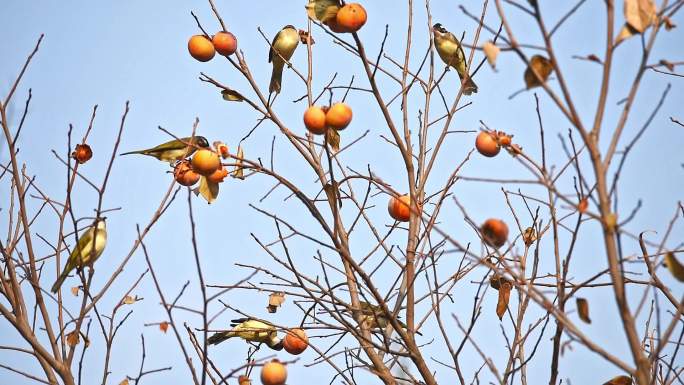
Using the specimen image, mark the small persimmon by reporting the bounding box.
[336,3,367,33]
[188,35,216,62]
[72,143,93,164]
[481,218,509,248]
[174,160,201,186]
[388,194,412,222]
[260,360,287,385]
[475,131,500,157]
[283,328,309,355]
[303,106,327,135]
[206,165,228,183]
[325,102,353,130]
[212,31,238,56]
[191,149,221,176]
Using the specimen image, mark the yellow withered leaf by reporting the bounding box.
[482,41,500,69]
[194,176,219,204]
[523,227,536,246]
[625,0,656,33]
[233,146,245,180]
[306,0,341,22]
[603,375,632,385]
[524,55,553,89]
[326,128,340,153]
[496,280,512,320]
[267,292,286,313]
[576,297,591,323]
[221,89,245,102]
[71,286,79,297]
[664,252,684,282]
[122,295,136,305]
[119,379,129,385]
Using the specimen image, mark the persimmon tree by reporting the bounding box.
[1,1,683,385]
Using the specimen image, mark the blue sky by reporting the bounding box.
[1,1,683,384]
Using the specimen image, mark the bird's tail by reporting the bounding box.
[119,150,146,156]
[269,63,284,94]
[51,269,70,293]
[208,331,234,345]
[460,76,478,95]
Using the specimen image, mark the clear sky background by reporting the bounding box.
[1,1,682,384]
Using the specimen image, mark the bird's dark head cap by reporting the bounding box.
[433,23,447,33]
[196,136,210,148]
[284,25,296,30]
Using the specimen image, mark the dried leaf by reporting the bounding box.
[489,274,511,291]
[603,375,632,385]
[305,0,341,22]
[615,23,639,45]
[326,128,340,153]
[71,144,93,164]
[267,292,286,313]
[66,330,80,347]
[578,198,589,213]
[71,286,80,297]
[195,176,220,204]
[624,0,656,33]
[663,16,676,30]
[122,295,135,305]
[159,321,169,333]
[496,281,512,320]
[659,59,675,72]
[586,54,602,63]
[576,297,591,323]
[524,55,553,89]
[523,227,536,246]
[482,41,500,69]
[233,146,245,180]
[299,29,315,45]
[221,89,245,102]
[605,212,618,230]
[664,252,684,282]
[83,336,90,348]
[323,182,341,208]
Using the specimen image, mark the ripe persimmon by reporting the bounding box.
[260,360,287,385]
[388,194,412,222]
[283,328,309,355]
[191,149,221,176]
[481,218,509,248]
[325,102,353,130]
[303,106,327,135]
[206,165,228,183]
[325,17,349,33]
[212,31,238,56]
[174,160,200,186]
[188,35,216,62]
[475,131,500,157]
[336,3,367,33]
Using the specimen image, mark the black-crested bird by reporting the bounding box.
[432,23,478,95]
[120,136,210,164]
[208,318,283,350]
[51,218,107,293]
[269,25,300,94]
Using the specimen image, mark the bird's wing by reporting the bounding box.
[268,30,282,63]
[145,138,190,153]
[71,226,96,266]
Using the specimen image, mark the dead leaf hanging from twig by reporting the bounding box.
[576,297,591,323]
[482,41,500,70]
[267,292,286,313]
[615,0,657,45]
[233,146,245,180]
[326,128,340,153]
[664,252,684,282]
[194,176,219,204]
[524,55,553,89]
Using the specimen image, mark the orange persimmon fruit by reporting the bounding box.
[336,3,367,33]
[481,218,509,248]
[303,106,327,135]
[188,35,216,62]
[191,149,221,176]
[260,360,287,385]
[283,328,309,355]
[325,102,353,130]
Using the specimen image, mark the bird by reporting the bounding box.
[432,23,478,95]
[51,217,107,293]
[120,136,210,164]
[269,25,300,94]
[355,301,423,336]
[208,318,283,350]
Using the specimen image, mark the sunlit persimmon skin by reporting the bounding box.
[191,149,221,176]
[481,218,509,248]
[336,3,367,33]
[303,106,327,135]
[475,131,500,157]
[206,165,228,183]
[388,194,411,222]
[283,328,309,355]
[325,103,353,130]
[260,360,287,385]
[188,35,216,62]
[174,160,201,186]
[212,31,238,56]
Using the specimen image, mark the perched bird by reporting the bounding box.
[269,25,300,94]
[432,23,478,95]
[51,218,107,293]
[355,301,423,336]
[208,318,283,350]
[120,136,210,164]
